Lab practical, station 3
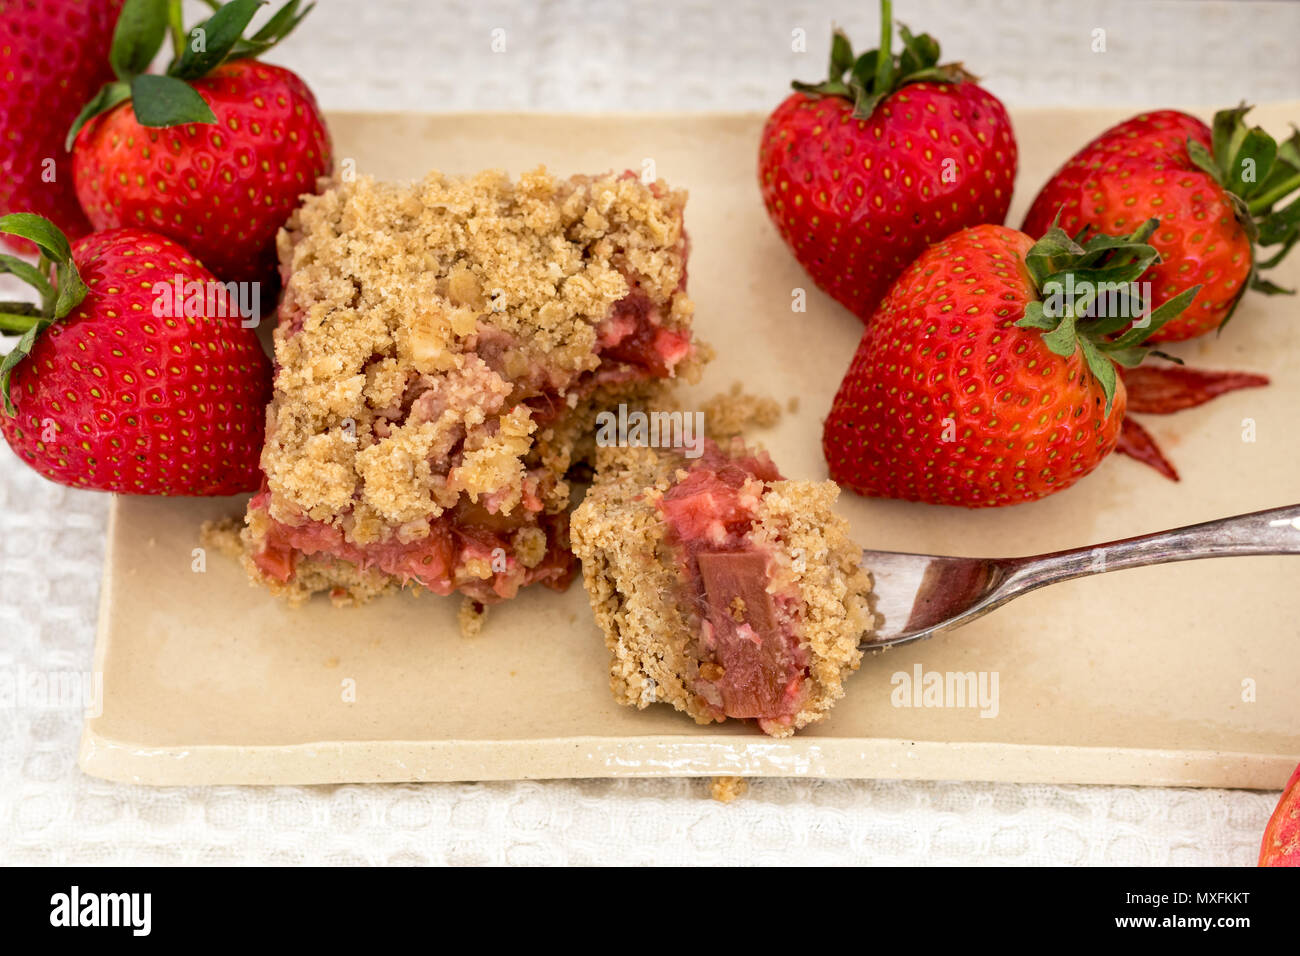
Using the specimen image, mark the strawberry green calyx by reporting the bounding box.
[1185,104,1300,297]
[792,0,974,120]
[0,215,88,415]
[1015,218,1200,416]
[65,0,315,150]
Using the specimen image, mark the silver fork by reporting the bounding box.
[861,503,1300,648]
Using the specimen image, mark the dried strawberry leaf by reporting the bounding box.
[1121,365,1270,414]
[1115,417,1179,482]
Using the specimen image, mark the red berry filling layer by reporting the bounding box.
[656,442,810,733]
[248,488,574,602]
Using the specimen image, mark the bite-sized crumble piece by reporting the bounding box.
[239,166,701,607]
[571,437,874,737]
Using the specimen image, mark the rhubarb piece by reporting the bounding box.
[571,437,874,736]
[236,167,701,608]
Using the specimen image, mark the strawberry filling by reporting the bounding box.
[594,285,692,380]
[656,442,809,732]
[249,489,574,603]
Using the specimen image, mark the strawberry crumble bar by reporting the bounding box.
[237,167,700,607]
[571,437,874,736]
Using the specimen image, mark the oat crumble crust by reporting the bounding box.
[236,166,702,609]
[570,439,874,737]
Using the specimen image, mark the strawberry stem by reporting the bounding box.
[874,0,894,93]
[791,0,972,120]
[167,0,185,61]
[1247,171,1300,215]
[0,312,40,334]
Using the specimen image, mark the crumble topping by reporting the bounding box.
[263,167,691,532]
[236,165,701,609]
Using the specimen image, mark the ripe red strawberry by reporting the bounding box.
[0,213,270,494]
[823,221,1200,507]
[1023,107,1300,341]
[759,0,1016,323]
[0,0,124,253]
[1259,761,1300,867]
[68,0,330,283]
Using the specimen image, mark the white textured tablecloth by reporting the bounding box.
[2,0,1296,866]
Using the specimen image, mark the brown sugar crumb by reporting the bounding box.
[699,661,726,681]
[710,776,749,803]
[703,382,783,439]
[458,598,488,637]
[728,595,747,622]
[230,165,704,613]
[199,517,244,560]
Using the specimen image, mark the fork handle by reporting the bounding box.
[1002,503,1300,593]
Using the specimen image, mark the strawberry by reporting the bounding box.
[1023,106,1300,341]
[67,0,330,283]
[0,213,270,494]
[823,220,1200,508]
[1259,761,1300,867]
[758,0,1016,323]
[0,0,124,253]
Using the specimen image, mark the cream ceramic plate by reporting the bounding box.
[80,109,1300,787]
